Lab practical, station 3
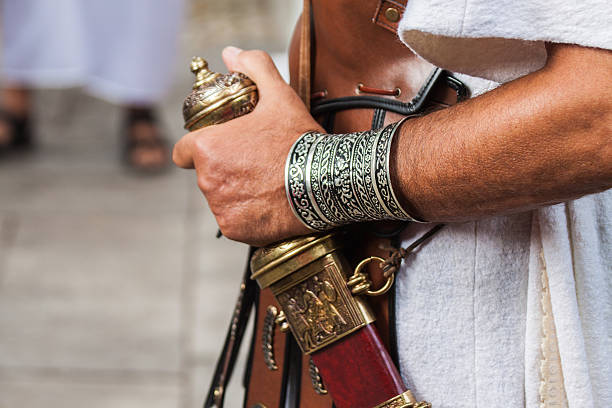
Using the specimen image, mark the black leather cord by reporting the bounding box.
[371,108,387,129]
[321,111,336,133]
[280,336,302,408]
[242,285,260,407]
[445,75,470,102]
[204,250,258,408]
[387,283,400,368]
[312,68,443,116]
[312,69,469,118]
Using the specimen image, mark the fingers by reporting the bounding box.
[222,46,286,98]
[174,47,290,169]
[172,133,195,169]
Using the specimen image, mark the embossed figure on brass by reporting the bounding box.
[251,233,375,355]
[277,263,361,353]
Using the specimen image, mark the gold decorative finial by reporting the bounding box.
[189,57,215,89]
[190,56,207,73]
[182,55,259,131]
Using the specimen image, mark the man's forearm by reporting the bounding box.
[174,46,611,246]
[392,44,612,222]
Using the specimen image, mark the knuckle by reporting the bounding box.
[217,217,237,240]
[196,174,210,193]
[193,136,211,157]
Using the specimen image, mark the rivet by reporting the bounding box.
[384,7,400,23]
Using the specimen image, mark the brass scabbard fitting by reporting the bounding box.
[374,391,431,408]
[250,232,376,355]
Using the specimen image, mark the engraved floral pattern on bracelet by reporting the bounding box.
[286,132,329,230]
[331,132,371,221]
[309,136,343,225]
[315,135,352,224]
[350,130,381,218]
[374,122,411,219]
[362,127,390,218]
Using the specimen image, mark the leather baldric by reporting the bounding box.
[298,0,312,109]
[204,1,468,407]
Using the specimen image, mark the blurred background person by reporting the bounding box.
[0,0,185,172]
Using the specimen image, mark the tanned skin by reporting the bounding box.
[173,44,612,247]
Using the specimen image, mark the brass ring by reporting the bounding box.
[353,256,395,296]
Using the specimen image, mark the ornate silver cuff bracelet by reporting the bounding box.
[285,120,422,231]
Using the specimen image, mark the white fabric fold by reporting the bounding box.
[395,1,612,406]
[398,0,612,82]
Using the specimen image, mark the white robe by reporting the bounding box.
[394,1,612,407]
[1,0,185,104]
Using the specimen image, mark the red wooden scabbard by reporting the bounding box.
[311,323,406,408]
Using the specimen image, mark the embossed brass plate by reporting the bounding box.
[275,254,370,354]
[251,233,375,354]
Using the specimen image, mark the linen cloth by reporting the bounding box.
[1,0,184,104]
[394,1,612,407]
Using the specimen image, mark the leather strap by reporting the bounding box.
[244,290,289,408]
[280,337,302,408]
[203,254,258,408]
[298,0,312,109]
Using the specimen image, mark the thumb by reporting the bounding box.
[222,46,286,98]
[221,46,243,70]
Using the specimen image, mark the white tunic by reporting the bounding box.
[1,0,185,104]
[394,1,612,407]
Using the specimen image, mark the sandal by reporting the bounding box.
[122,108,171,173]
[0,109,33,153]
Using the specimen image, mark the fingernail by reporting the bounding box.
[223,46,243,59]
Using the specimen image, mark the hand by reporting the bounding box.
[173,47,323,246]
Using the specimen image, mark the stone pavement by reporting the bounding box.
[0,1,300,407]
